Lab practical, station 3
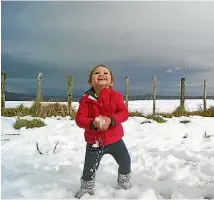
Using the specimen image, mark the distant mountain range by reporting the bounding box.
[5,91,214,101]
[5,91,81,102]
[129,94,214,100]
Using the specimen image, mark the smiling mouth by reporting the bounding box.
[98,77,107,81]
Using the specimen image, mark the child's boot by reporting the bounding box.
[117,172,132,190]
[75,178,95,199]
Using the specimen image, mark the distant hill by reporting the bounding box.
[128,94,214,100]
[5,91,81,102]
[5,91,214,102]
[6,91,35,101]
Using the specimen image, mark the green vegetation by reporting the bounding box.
[180,120,191,124]
[128,111,145,117]
[146,115,167,123]
[13,118,46,129]
[128,106,214,118]
[2,102,213,122]
[2,101,76,119]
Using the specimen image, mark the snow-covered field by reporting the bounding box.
[1,100,214,199]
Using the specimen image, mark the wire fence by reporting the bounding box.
[2,72,214,115]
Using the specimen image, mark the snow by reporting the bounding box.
[1,100,214,199]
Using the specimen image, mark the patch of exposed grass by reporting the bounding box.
[2,104,31,117]
[180,120,191,124]
[13,118,46,129]
[2,101,76,119]
[128,111,144,117]
[156,112,173,118]
[31,102,76,119]
[146,115,167,123]
[172,106,190,117]
[141,120,152,124]
[154,106,214,118]
[198,106,214,117]
[2,102,213,119]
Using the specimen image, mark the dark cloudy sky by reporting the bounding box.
[2,1,214,96]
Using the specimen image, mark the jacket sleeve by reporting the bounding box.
[110,92,128,125]
[75,98,94,129]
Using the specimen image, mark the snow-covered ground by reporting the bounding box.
[1,100,214,199]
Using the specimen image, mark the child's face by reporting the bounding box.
[91,66,112,88]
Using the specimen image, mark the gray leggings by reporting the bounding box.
[81,139,131,181]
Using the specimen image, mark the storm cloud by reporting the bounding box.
[2,1,214,96]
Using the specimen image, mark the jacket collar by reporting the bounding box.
[84,87,98,101]
[83,87,112,102]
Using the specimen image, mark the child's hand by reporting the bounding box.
[99,116,111,131]
[94,116,111,131]
[93,118,102,130]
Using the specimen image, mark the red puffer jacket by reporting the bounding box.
[75,87,128,146]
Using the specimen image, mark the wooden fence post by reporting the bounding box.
[125,76,129,109]
[153,76,157,115]
[1,72,6,109]
[203,79,207,111]
[180,78,185,108]
[67,75,73,115]
[36,73,42,103]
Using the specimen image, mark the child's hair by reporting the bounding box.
[88,64,114,89]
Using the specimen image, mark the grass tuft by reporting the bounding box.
[146,115,167,123]
[2,101,76,119]
[2,102,214,119]
[141,120,152,124]
[2,104,31,117]
[172,106,189,117]
[13,118,46,129]
[129,111,144,117]
[180,120,191,124]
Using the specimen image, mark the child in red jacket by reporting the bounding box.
[75,64,132,198]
